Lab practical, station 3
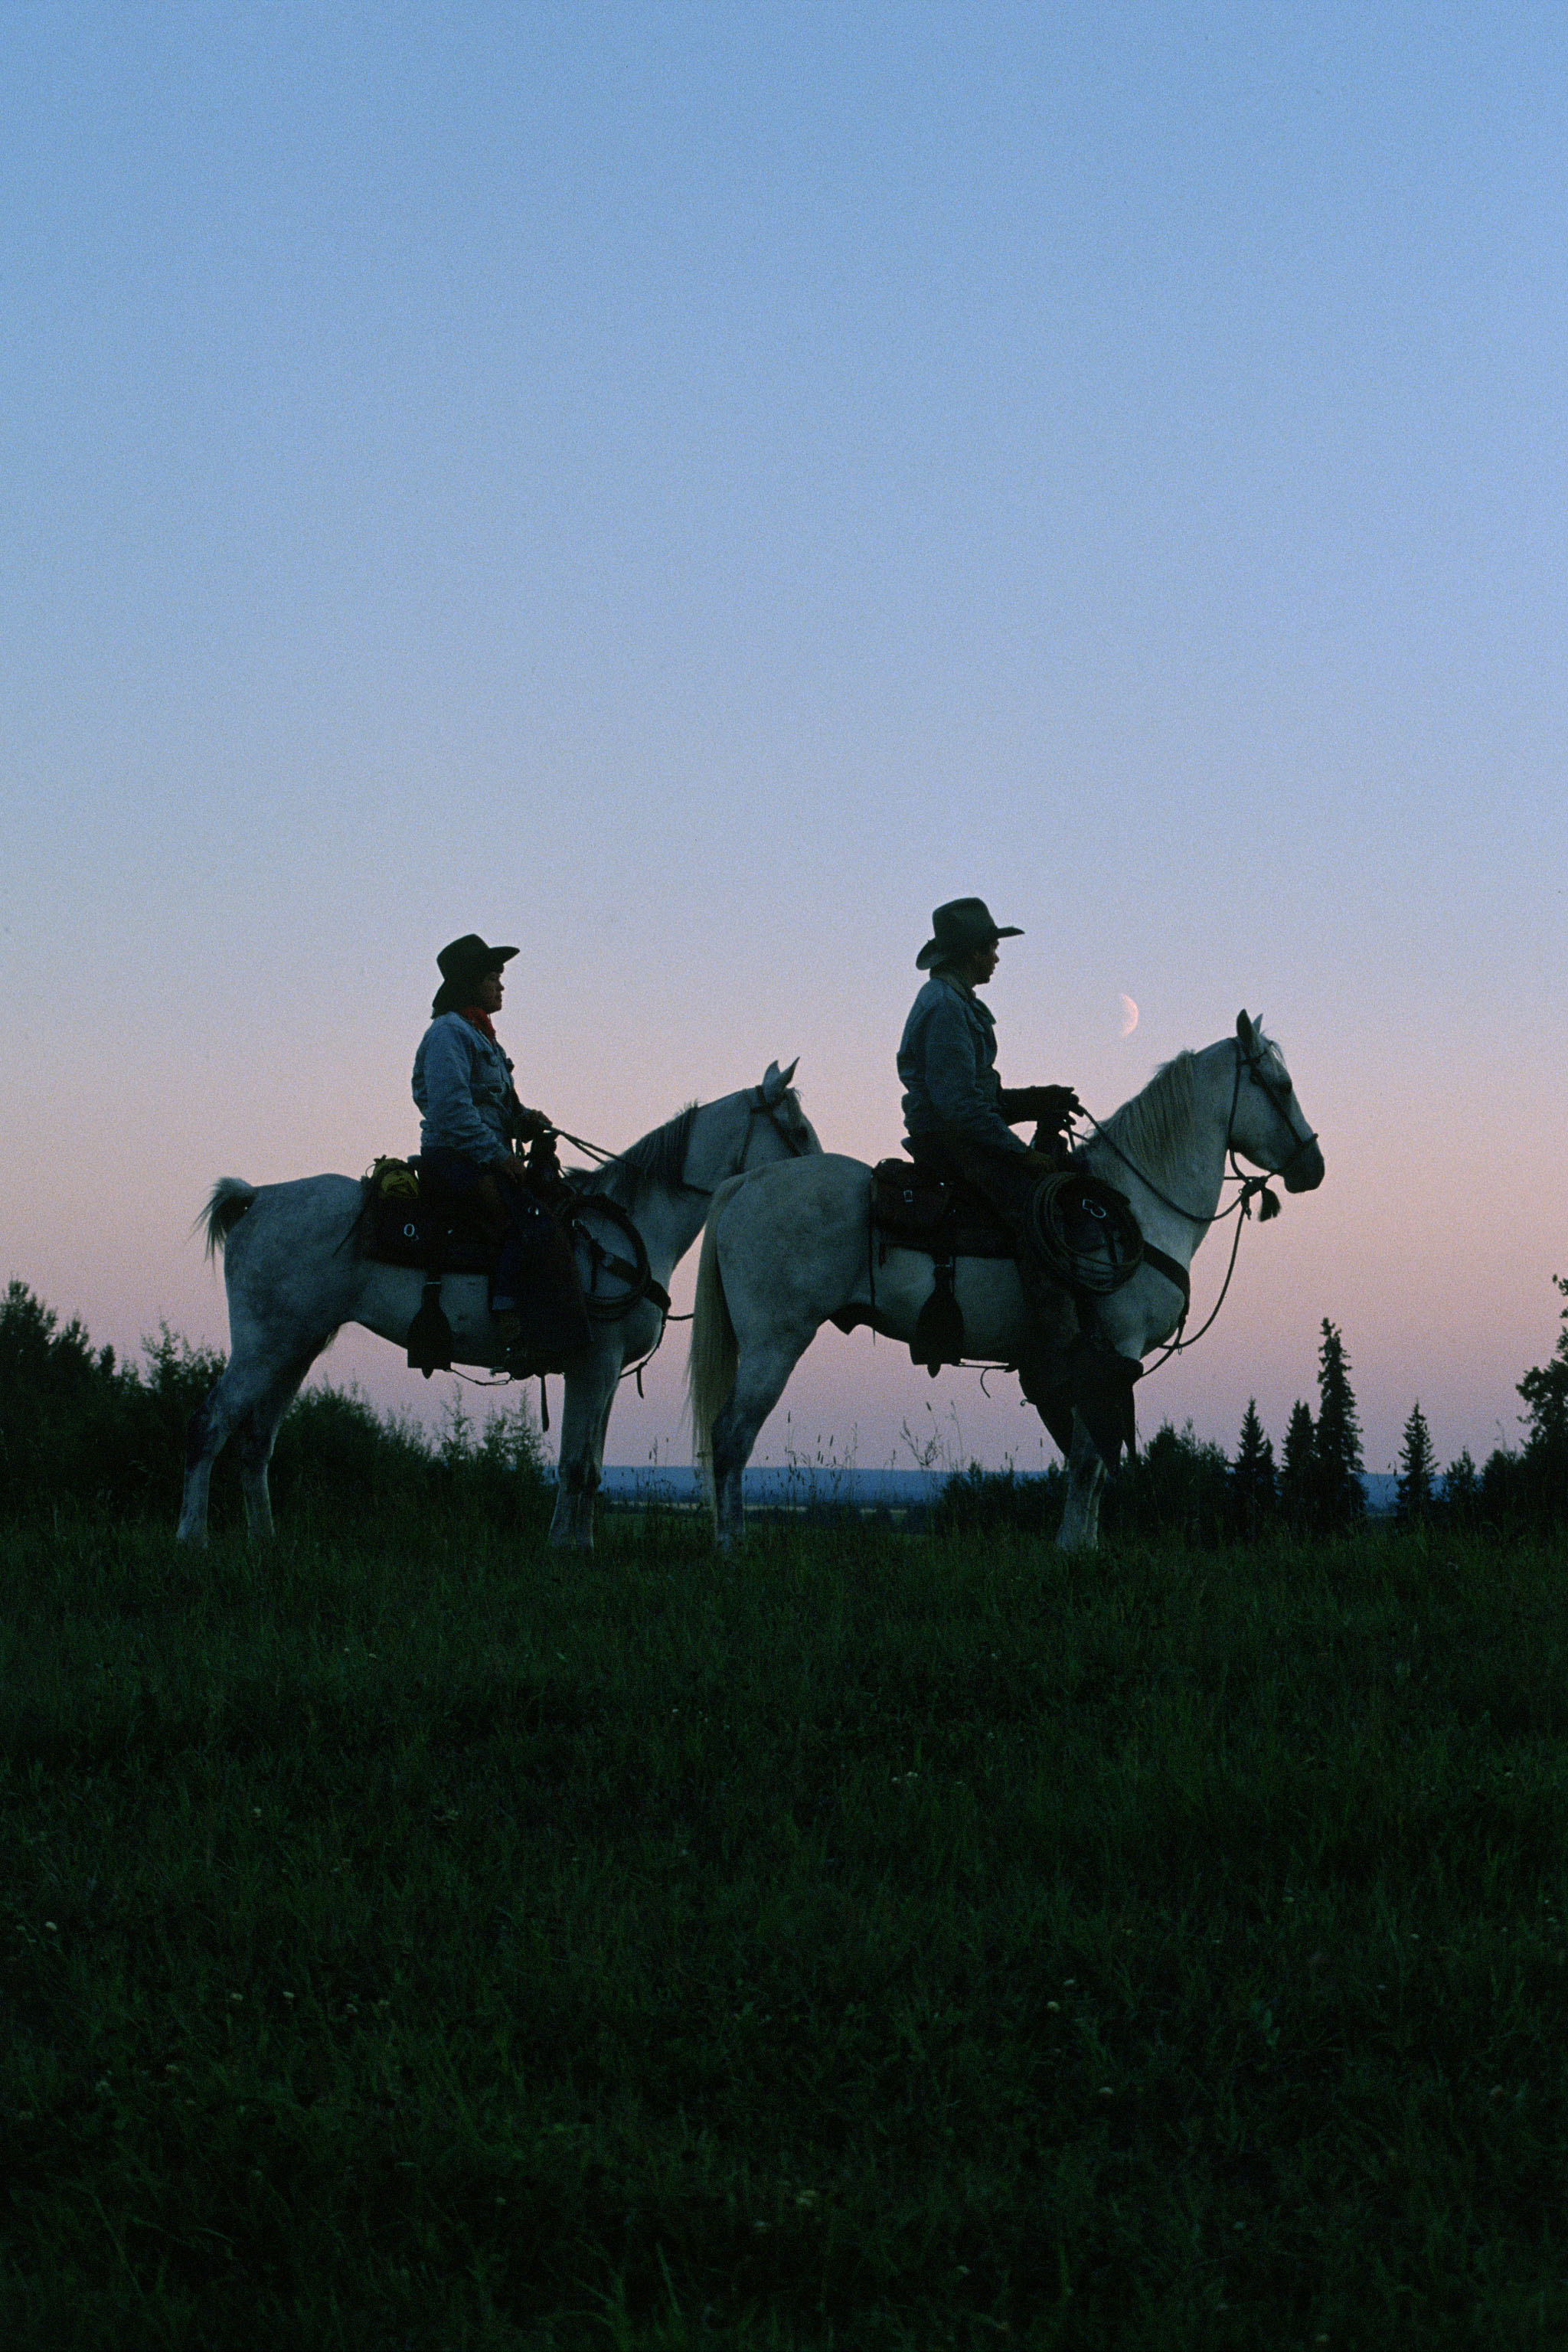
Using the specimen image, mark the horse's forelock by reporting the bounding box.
[1244,1021,1293,1095]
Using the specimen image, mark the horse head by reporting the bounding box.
[754,1060,818,1159]
[1232,1012,1325,1194]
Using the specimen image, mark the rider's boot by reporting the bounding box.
[501,1220,593,1376]
[1013,1257,1079,1416]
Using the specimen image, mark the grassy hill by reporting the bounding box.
[2,1501,1567,2347]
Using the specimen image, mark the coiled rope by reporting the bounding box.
[1024,1171,1145,1295]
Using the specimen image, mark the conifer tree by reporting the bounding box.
[1229,1398,1277,1541]
[1396,1401,1435,1527]
[1517,1275,1568,1524]
[1441,1446,1478,1529]
[1313,1319,1365,1528]
[1279,1399,1316,1530]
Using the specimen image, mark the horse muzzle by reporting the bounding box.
[1283,1140,1325,1193]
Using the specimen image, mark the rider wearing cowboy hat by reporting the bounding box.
[413,933,589,1368]
[898,897,1082,1401]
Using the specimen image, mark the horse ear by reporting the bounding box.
[762,1057,799,1102]
[1236,1010,1256,1051]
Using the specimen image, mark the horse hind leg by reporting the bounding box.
[177,1362,270,1547]
[709,1328,814,1550]
[177,1386,230,1546]
[175,1343,327,1547]
[237,1351,329,1542]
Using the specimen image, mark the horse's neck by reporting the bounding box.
[629,1159,711,1283]
[1095,1045,1233,1263]
[623,1095,751,1280]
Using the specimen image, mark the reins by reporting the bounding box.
[533,1086,812,1398]
[1080,1040,1320,1370]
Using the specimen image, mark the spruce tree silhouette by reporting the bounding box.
[1279,1400,1316,1532]
[1230,1399,1278,1542]
[1442,1446,1478,1529]
[1313,1320,1366,1529]
[1518,1276,1568,1523]
[1396,1401,1435,1527]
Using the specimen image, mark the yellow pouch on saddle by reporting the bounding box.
[369,1155,420,1199]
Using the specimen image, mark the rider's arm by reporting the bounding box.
[923,995,1029,1154]
[506,1096,552,1143]
[415,1020,510,1165]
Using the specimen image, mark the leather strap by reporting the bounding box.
[1141,1243,1191,1313]
[589,1245,671,1318]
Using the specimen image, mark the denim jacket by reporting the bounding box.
[412,1013,530,1165]
[897,973,1027,1156]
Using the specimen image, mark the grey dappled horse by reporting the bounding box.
[689,1014,1323,1552]
[178,1063,819,1549]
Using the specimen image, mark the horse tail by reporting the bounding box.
[198,1178,258,1262]
[688,1176,744,1475]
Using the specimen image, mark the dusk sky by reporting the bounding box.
[6,3,1566,1481]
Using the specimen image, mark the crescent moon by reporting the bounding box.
[1119,994,1138,1037]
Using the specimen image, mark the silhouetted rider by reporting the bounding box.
[412,932,588,1370]
[897,897,1081,1402]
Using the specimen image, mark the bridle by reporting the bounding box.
[1085,1037,1318,1230]
[1080,1037,1321,1364]
[669,1083,815,1198]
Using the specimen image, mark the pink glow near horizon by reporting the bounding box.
[5,6,1566,1490]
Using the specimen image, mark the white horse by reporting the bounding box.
[689,1014,1323,1551]
[178,1062,819,1549]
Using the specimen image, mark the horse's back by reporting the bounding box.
[220,1173,368,1292]
[725,1150,871,1210]
[713,1152,872,1326]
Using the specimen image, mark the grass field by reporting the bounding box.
[4,1503,1568,2348]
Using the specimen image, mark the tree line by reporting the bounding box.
[0,1280,547,1530]
[939,1286,1568,1545]
[7,1272,1568,1544]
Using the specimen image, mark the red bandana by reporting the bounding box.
[461,1006,498,1042]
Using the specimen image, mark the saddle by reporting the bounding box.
[362,1156,668,1380]
[871,1153,1158,1472]
[365,1157,498,1276]
[869,1158,1014,1261]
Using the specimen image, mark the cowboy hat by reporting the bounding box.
[916,897,1023,971]
[436,933,518,983]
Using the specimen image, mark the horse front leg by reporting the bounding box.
[1057,1413,1107,1552]
[549,1350,618,1551]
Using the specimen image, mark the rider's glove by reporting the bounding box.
[1004,1084,1083,1126]
[513,1106,553,1143]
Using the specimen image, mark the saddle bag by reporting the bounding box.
[364,1157,496,1275]
[871,1158,952,1242]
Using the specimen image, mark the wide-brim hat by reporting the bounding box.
[436,933,518,985]
[916,897,1023,971]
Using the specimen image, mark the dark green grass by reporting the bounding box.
[4,1510,1568,2348]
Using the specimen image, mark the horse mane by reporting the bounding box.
[585,1101,702,1207]
[1098,1052,1197,1192]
